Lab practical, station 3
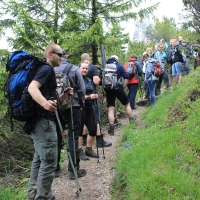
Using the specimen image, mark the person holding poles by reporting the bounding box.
[54,50,87,180]
[78,62,100,159]
[27,44,64,200]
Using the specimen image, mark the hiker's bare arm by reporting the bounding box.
[28,80,57,112]
[93,76,100,85]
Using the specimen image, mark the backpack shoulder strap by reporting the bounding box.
[63,63,74,76]
[62,63,78,89]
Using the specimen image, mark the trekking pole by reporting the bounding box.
[96,99,106,159]
[53,98,83,199]
[69,95,84,199]
[94,98,105,162]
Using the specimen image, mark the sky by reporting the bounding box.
[122,0,185,40]
[150,0,184,21]
[0,0,185,50]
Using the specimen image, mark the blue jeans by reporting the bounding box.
[128,84,138,109]
[172,62,182,76]
[183,58,190,75]
[147,80,157,105]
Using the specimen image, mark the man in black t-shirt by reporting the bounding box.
[27,44,69,200]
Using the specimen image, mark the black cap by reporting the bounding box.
[62,49,67,55]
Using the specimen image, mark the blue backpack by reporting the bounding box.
[4,50,50,127]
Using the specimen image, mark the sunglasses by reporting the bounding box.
[52,51,63,58]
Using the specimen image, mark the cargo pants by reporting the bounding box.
[28,118,57,200]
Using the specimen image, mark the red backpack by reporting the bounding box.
[151,61,164,77]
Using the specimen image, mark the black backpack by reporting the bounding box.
[166,46,175,63]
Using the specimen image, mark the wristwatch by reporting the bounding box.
[86,95,91,100]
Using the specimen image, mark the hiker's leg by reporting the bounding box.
[176,62,183,85]
[163,70,170,87]
[167,64,173,86]
[79,108,87,149]
[28,152,40,200]
[114,88,132,118]
[85,115,99,158]
[178,75,182,85]
[185,58,190,75]
[29,118,57,200]
[155,74,162,95]
[84,108,97,147]
[108,106,115,124]
[105,89,116,125]
[55,124,62,173]
[144,81,149,98]
[148,80,156,105]
[67,107,81,171]
[132,83,138,108]
[125,102,133,118]
[172,63,177,86]
[128,84,138,109]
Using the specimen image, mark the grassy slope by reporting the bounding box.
[112,69,200,200]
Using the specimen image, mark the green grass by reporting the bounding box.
[0,186,27,200]
[112,69,200,200]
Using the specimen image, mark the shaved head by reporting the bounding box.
[44,44,61,58]
[44,43,62,67]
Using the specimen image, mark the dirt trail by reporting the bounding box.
[52,104,146,200]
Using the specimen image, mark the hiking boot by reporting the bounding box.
[49,194,55,200]
[132,106,137,110]
[96,136,112,148]
[164,86,172,90]
[129,117,134,121]
[108,125,114,135]
[54,168,61,178]
[79,148,89,161]
[155,90,161,96]
[85,147,99,158]
[69,169,87,180]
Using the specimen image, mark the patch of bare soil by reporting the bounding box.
[52,104,147,200]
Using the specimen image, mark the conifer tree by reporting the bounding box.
[182,0,200,34]
[3,0,157,63]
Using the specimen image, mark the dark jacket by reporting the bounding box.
[106,58,129,80]
[54,59,85,108]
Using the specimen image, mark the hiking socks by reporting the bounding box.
[82,134,87,146]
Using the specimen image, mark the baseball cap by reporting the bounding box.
[110,55,119,62]
[62,49,67,55]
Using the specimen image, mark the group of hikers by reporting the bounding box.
[26,35,195,199]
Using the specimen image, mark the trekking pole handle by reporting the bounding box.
[50,97,63,133]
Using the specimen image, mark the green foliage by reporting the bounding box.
[145,16,178,42]
[182,0,200,34]
[0,186,26,200]
[112,70,200,199]
[2,0,158,64]
[125,41,155,62]
[0,67,8,117]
